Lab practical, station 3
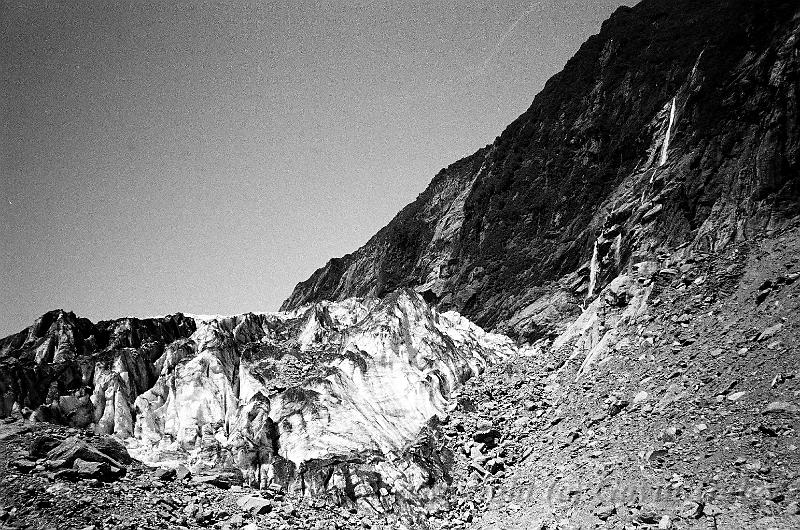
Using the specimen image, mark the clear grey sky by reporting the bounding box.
[1,0,635,336]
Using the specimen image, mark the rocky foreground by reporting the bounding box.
[0,419,387,530]
[3,221,800,530]
[431,224,800,530]
[3,0,800,528]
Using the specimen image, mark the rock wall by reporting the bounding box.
[0,291,517,517]
[282,0,800,343]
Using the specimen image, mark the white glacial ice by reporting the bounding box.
[118,290,517,511]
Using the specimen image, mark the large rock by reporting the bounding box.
[46,436,126,470]
[90,435,132,464]
[73,458,122,482]
[28,435,60,458]
[763,402,800,415]
[236,495,272,515]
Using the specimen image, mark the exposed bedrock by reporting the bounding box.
[0,290,516,516]
[281,0,800,343]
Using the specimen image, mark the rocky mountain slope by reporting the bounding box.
[4,229,800,530]
[430,223,800,530]
[0,291,516,528]
[282,0,800,343]
[3,1,800,529]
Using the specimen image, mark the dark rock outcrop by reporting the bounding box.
[282,0,800,341]
[0,310,196,421]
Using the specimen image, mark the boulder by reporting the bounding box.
[680,500,704,519]
[657,426,681,442]
[10,459,37,473]
[472,427,502,446]
[762,402,800,415]
[152,467,177,481]
[90,435,132,464]
[46,436,125,470]
[757,323,783,341]
[457,396,477,412]
[28,435,60,458]
[175,464,192,481]
[192,471,243,489]
[594,504,616,520]
[74,458,122,481]
[608,399,629,417]
[236,495,272,515]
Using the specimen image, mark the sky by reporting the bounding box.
[1,0,635,336]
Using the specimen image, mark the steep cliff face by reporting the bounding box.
[283,149,490,308]
[0,291,516,518]
[282,0,800,341]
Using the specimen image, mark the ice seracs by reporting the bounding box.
[132,291,517,513]
[0,290,518,516]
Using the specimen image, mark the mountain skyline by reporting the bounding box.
[3,2,799,527]
[1,0,634,336]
